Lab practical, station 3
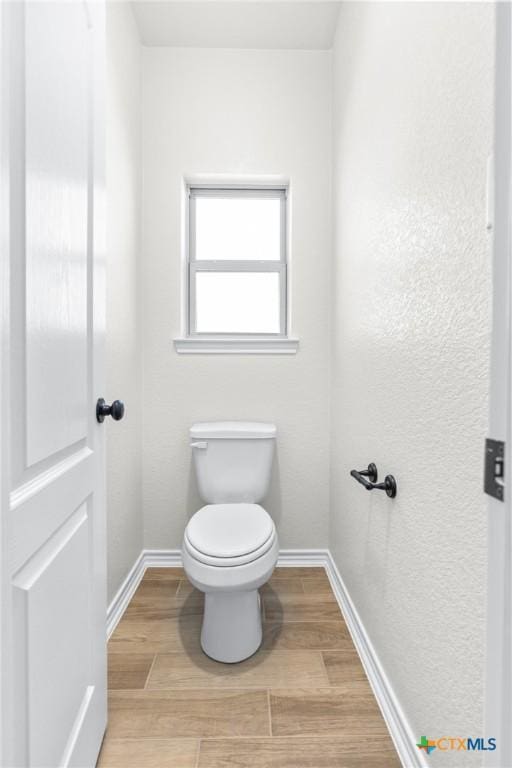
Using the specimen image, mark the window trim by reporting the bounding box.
[186,185,289,339]
[173,336,299,355]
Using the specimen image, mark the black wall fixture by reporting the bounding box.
[350,463,397,498]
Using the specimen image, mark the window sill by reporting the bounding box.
[173,337,299,355]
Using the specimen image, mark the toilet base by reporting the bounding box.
[201,589,262,663]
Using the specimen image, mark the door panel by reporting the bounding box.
[25,2,89,467]
[1,2,107,766]
[13,505,92,768]
[10,449,93,573]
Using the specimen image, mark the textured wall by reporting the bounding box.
[105,2,143,603]
[141,48,332,550]
[331,2,493,757]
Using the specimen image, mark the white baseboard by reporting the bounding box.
[106,551,146,638]
[324,552,426,768]
[106,549,183,637]
[277,548,330,567]
[106,547,419,767]
[143,548,183,568]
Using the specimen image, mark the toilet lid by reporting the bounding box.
[185,503,274,559]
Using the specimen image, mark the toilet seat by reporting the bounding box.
[184,503,276,567]
[184,528,276,567]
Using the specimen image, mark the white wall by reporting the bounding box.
[106,2,143,602]
[331,2,494,757]
[141,48,332,550]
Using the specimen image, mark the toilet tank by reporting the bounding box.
[190,421,276,504]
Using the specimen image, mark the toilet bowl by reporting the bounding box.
[182,422,278,663]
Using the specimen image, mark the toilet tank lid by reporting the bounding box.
[190,421,277,439]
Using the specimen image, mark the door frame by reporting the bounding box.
[486,4,512,766]
[0,0,9,759]
[0,0,14,758]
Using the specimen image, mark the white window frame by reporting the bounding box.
[188,186,287,338]
[174,184,298,354]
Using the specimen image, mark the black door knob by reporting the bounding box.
[96,398,125,423]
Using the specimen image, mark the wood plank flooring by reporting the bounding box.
[97,567,401,768]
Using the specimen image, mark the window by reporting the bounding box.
[175,185,297,353]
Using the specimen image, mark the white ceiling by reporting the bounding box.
[130,1,342,50]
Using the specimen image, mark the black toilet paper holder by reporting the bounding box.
[350,463,397,498]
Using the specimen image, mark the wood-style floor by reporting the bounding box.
[97,567,401,768]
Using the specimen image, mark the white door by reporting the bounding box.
[1,2,107,766]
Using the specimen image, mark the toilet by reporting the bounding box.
[182,421,278,663]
